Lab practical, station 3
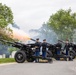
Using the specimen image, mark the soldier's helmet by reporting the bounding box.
[43,39,46,41]
[36,38,39,40]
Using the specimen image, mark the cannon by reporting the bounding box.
[0,38,75,62]
[0,39,52,63]
[47,40,76,61]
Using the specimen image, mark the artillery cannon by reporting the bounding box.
[0,39,75,63]
[0,39,52,63]
[14,39,75,62]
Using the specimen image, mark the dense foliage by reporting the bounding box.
[48,9,76,41]
[0,3,13,41]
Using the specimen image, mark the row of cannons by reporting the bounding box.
[0,39,76,63]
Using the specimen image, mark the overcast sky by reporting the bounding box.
[0,0,76,32]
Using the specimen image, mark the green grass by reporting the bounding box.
[0,58,15,64]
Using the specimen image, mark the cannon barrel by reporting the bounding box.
[0,39,35,50]
[0,39,14,44]
[58,40,65,44]
[30,38,36,41]
[0,39,25,48]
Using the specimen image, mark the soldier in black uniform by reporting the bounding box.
[35,38,41,62]
[41,39,47,58]
[55,40,62,60]
[64,40,70,55]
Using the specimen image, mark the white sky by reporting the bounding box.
[0,0,76,32]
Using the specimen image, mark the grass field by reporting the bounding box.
[0,58,15,64]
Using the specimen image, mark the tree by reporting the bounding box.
[0,3,13,28]
[0,3,14,41]
[48,9,76,41]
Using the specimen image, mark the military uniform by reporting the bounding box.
[55,42,62,60]
[55,43,62,55]
[64,43,70,55]
[35,41,41,62]
[42,42,47,58]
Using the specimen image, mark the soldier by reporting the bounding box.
[35,38,41,62]
[64,40,70,55]
[55,40,62,60]
[41,39,47,58]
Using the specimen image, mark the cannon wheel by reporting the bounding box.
[14,51,26,63]
[27,57,35,62]
[69,51,75,60]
